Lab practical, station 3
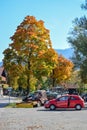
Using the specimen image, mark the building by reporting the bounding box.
[0,67,6,84]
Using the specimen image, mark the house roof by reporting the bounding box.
[66,83,78,89]
[61,82,78,89]
[0,67,6,81]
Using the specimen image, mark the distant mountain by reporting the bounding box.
[55,48,74,60]
[0,62,3,67]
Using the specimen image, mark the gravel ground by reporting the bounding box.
[0,107,87,130]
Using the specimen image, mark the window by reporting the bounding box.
[70,96,77,100]
[58,96,68,101]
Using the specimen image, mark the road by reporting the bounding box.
[0,107,87,130]
[0,96,87,130]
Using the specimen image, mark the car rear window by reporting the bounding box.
[70,96,80,100]
[70,96,77,100]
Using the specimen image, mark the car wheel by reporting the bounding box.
[75,104,82,110]
[50,105,56,110]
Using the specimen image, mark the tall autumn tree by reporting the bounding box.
[3,16,58,93]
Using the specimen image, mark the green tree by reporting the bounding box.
[68,0,87,83]
[3,16,58,93]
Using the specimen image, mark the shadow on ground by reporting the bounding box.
[37,107,87,112]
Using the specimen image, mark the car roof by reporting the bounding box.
[60,94,79,98]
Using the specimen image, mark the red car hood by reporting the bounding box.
[49,98,56,102]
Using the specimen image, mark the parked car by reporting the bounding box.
[44,94,85,110]
[22,90,47,106]
[46,91,58,100]
[81,93,87,102]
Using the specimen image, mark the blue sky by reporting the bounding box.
[0,0,86,61]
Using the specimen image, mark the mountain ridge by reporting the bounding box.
[0,62,3,67]
[55,48,73,59]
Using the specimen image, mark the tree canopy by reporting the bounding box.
[68,0,87,83]
[3,16,58,93]
[50,55,74,87]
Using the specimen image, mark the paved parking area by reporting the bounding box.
[0,96,87,130]
[0,107,87,130]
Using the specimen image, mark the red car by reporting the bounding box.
[44,94,85,110]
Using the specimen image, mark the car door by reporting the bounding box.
[69,96,77,108]
[56,96,69,108]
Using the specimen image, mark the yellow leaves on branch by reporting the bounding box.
[39,48,58,62]
[10,15,52,55]
[8,64,23,76]
[53,55,74,83]
[24,16,37,24]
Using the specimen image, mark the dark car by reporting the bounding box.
[44,94,85,110]
[81,93,87,102]
[46,91,58,100]
[22,90,47,106]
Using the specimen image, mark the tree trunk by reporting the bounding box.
[27,61,31,94]
[27,75,30,94]
[52,69,55,87]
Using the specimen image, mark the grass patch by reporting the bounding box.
[5,101,37,108]
[5,103,16,108]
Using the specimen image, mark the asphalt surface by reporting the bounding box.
[0,96,87,130]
